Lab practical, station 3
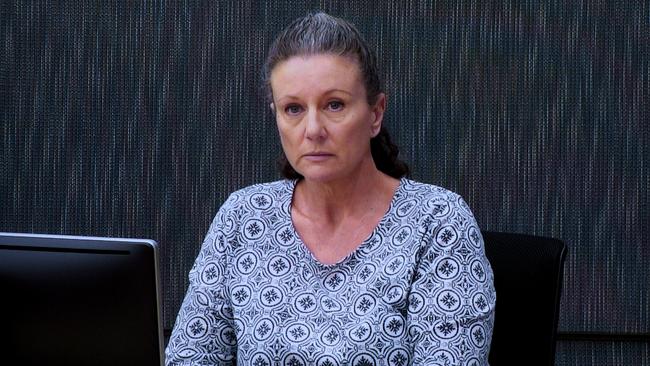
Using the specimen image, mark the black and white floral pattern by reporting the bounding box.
[166,179,495,365]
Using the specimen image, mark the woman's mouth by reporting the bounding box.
[303,152,334,162]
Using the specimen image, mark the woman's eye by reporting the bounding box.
[285,105,302,115]
[328,101,344,111]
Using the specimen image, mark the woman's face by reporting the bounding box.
[270,54,385,183]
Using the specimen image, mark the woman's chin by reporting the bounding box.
[295,160,374,185]
[300,173,338,184]
[297,167,348,184]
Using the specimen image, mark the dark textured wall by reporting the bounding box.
[1,1,648,364]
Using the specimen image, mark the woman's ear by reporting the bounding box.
[370,93,386,137]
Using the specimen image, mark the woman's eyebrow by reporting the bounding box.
[323,89,353,96]
[275,95,300,103]
[276,89,353,103]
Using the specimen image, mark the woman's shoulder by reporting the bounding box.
[219,179,295,210]
[400,178,464,202]
[399,178,476,218]
[229,179,293,197]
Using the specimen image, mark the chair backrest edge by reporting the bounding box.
[548,241,568,366]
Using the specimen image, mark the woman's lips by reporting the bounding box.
[303,153,334,162]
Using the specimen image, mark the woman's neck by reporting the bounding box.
[292,163,399,227]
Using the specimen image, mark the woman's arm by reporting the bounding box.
[408,194,496,365]
[165,196,238,366]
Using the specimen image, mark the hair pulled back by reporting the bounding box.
[263,12,409,179]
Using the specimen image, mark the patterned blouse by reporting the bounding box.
[165,178,495,366]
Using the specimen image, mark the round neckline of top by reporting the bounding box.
[283,177,407,269]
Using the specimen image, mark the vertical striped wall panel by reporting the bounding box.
[556,341,649,366]
[1,1,648,364]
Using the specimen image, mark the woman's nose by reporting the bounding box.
[304,109,327,141]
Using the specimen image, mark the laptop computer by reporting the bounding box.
[0,232,164,366]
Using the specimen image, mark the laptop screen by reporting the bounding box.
[0,233,163,366]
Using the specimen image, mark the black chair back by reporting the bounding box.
[482,231,567,366]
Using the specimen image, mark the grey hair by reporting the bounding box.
[262,12,382,105]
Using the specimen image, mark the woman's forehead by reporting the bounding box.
[270,54,364,98]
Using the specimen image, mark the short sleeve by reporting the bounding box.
[165,195,239,366]
[407,194,496,365]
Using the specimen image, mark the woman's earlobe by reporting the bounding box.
[370,93,386,137]
[371,125,381,137]
[270,103,275,112]
[369,116,382,137]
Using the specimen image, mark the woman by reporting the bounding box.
[166,12,495,366]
